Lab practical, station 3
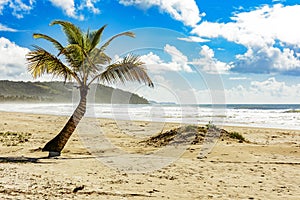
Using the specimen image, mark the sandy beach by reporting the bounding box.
[0,111,300,199]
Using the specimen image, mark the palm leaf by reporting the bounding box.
[99,31,135,53]
[33,33,64,54]
[89,25,107,52]
[26,46,78,83]
[95,54,154,87]
[89,48,112,65]
[50,20,84,46]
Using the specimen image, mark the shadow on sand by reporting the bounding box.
[0,155,97,164]
[0,156,50,163]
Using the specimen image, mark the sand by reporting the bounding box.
[0,111,300,199]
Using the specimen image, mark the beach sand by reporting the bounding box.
[0,111,300,199]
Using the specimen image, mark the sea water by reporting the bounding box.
[0,103,299,130]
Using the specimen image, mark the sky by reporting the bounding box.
[0,0,300,104]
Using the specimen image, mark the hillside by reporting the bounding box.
[0,80,149,104]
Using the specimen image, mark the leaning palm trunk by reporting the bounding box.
[42,86,88,156]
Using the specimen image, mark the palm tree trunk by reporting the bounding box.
[42,86,88,156]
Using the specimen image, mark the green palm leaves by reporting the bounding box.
[26,20,153,88]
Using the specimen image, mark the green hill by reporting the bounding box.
[0,80,149,104]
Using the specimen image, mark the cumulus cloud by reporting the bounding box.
[49,0,84,20]
[192,4,300,47]
[79,0,100,14]
[191,45,233,74]
[119,0,202,27]
[225,77,300,103]
[190,4,300,75]
[49,0,101,20]
[0,37,30,79]
[0,0,35,18]
[140,44,193,73]
[234,46,300,74]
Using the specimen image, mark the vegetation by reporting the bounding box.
[143,123,246,147]
[0,131,31,146]
[283,109,300,113]
[228,132,245,142]
[26,20,153,156]
[0,80,148,104]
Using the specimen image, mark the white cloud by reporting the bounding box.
[234,46,300,74]
[140,44,193,73]
[79,0,100,14]
[177,36,209,43]
[191,4,300,75]
[0,24,17,32]
[49,0,102,20]
[192,45,233,74]
[192,4,300,47]
[49,0,84,20]
[119,0,201,27]
[225,77,300,103]
[0,0,35,18]
[0,37,30,79]
[229,77,249,81]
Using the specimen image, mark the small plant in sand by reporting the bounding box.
[0,131,32,146]
[228,132,245,142]
[205,121,218,130]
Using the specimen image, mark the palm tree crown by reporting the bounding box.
[26,20,153,89]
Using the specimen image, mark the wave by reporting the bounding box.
[0,103,299,130]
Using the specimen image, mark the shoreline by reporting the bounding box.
[0,111,300,199]
[0,110,299,131]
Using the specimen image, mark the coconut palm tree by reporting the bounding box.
[26,20,153,157]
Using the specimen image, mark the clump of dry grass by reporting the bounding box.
[0,131,32,146]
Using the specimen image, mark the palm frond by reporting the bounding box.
[33,33,64,54]
[26,46,79,83]
[89,25,107,52]
[50,20,84,46]
[95,54,153,87]
[99,31,135,53]
[89,48,112,65]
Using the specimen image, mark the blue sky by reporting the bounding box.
[0,0,300,104]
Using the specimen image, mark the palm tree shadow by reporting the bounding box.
[0,155,98,163]
[0,156,53,164]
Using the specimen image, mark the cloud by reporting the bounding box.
[192,4,300,47]
[177,36,209,43]
[49,0,84,20]
[49,0,101,20]
[140,44,193,73]
[0,37,30,79]
[225,77,300,103]
[190,4,300,75]
[119,0,201,27]
[79,0,100,14]
[0,24,17,32]
[234,46,300,74]
[191,45,233,74]
[229,77,249,80]
[0,0,35,18]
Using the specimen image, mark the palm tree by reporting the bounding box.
[26,20,153,157]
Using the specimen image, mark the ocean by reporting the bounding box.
[0,103,299,130]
